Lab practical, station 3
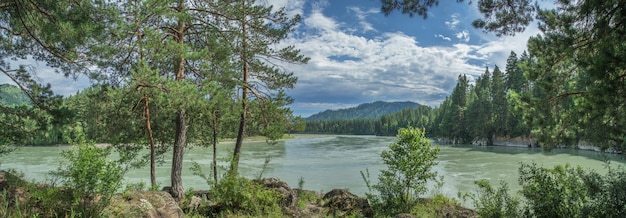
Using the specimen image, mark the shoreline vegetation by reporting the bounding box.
[3,133,626,217]
[1,129,480,218]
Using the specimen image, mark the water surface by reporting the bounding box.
[2,135,625,202]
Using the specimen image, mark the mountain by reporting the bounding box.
[305,101,421,121]
[0,84,31,107]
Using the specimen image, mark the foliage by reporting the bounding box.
[51,142,125,217]
[363,127,440,216]
[0,170,76,218]
[206,175,283,217]
[0,84,30,107]
[518,163,588,217]
[468,162,626,218]
[409,194,462,218]
[471,180,521,218]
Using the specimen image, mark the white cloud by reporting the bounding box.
[456,30,470,42]
[262,0,306,18]
[347,7,379,33]
[473,22,543,69]
[282,8,489,115]
[304,5,339,32]
[445,14,460,30]
[435,34,451,41]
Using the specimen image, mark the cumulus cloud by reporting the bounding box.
[445,14,460,30]
[435,34,451,41]
[456,30,470,42]
[281,5,489,116]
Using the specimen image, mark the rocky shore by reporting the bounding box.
[1,170,476,218]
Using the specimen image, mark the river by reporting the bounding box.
[2,135,625,205]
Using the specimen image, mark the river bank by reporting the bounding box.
[433,136,623,154]
[0,170,476,218]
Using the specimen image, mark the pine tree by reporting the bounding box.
[491,66,507,136]
[467,68,494,144]
[228,0,309,174]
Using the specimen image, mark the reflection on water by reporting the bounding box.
[2,135,625,203]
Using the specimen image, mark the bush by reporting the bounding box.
[472,179,521,217]
[363,127,440,216]
[207,175,283,217]
[469,162,626,218]
[519,162,626,218]
[51,143,125,217]
[518,163,588,217]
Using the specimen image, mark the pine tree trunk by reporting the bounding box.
[171,0,186,201]
[212,110,218,182]
[171,109,186,201]
[232,0,248,175]
[232,101,246,174]
[144,94,156,188]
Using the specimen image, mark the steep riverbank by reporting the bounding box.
[435,136,623,154]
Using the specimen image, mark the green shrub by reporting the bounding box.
[51,143,125,217]
[579,164,626,217]
[472,179,521,218]
[518,162,626,218]
[519,163,588,217]
[362,127,440,216]
[410,194,460,218]
[208,175,283,217]
[469,162,626,218]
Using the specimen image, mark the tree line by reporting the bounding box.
[305,46,625,153]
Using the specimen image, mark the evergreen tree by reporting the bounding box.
[1,1,107,148]
[504,51,530,137]
[467,68,494,144]
[444,75,470,143]
[491,66,507,136]
[229,0,309,174]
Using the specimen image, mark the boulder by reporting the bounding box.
[254,177,297,208]
[323,189,374,218]
[105,191,184,218]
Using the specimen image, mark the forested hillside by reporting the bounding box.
[0,84,30,106]
[305,101,420,121]
[304,48,624,153]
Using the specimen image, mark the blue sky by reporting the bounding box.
[276,0,542,117]
[1,0,542,117]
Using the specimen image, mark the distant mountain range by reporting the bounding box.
[305,101,421,121]
[0,84,30,107]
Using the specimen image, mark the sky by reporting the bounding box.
[0,0,544,117]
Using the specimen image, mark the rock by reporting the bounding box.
[323,189,374,218]
[394,213,417,218]
[184,195,202,212]
[105,191,184,218]
[254,178,297,208]
[254,178,330,217]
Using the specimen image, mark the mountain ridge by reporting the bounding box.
[305,101,420,121]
